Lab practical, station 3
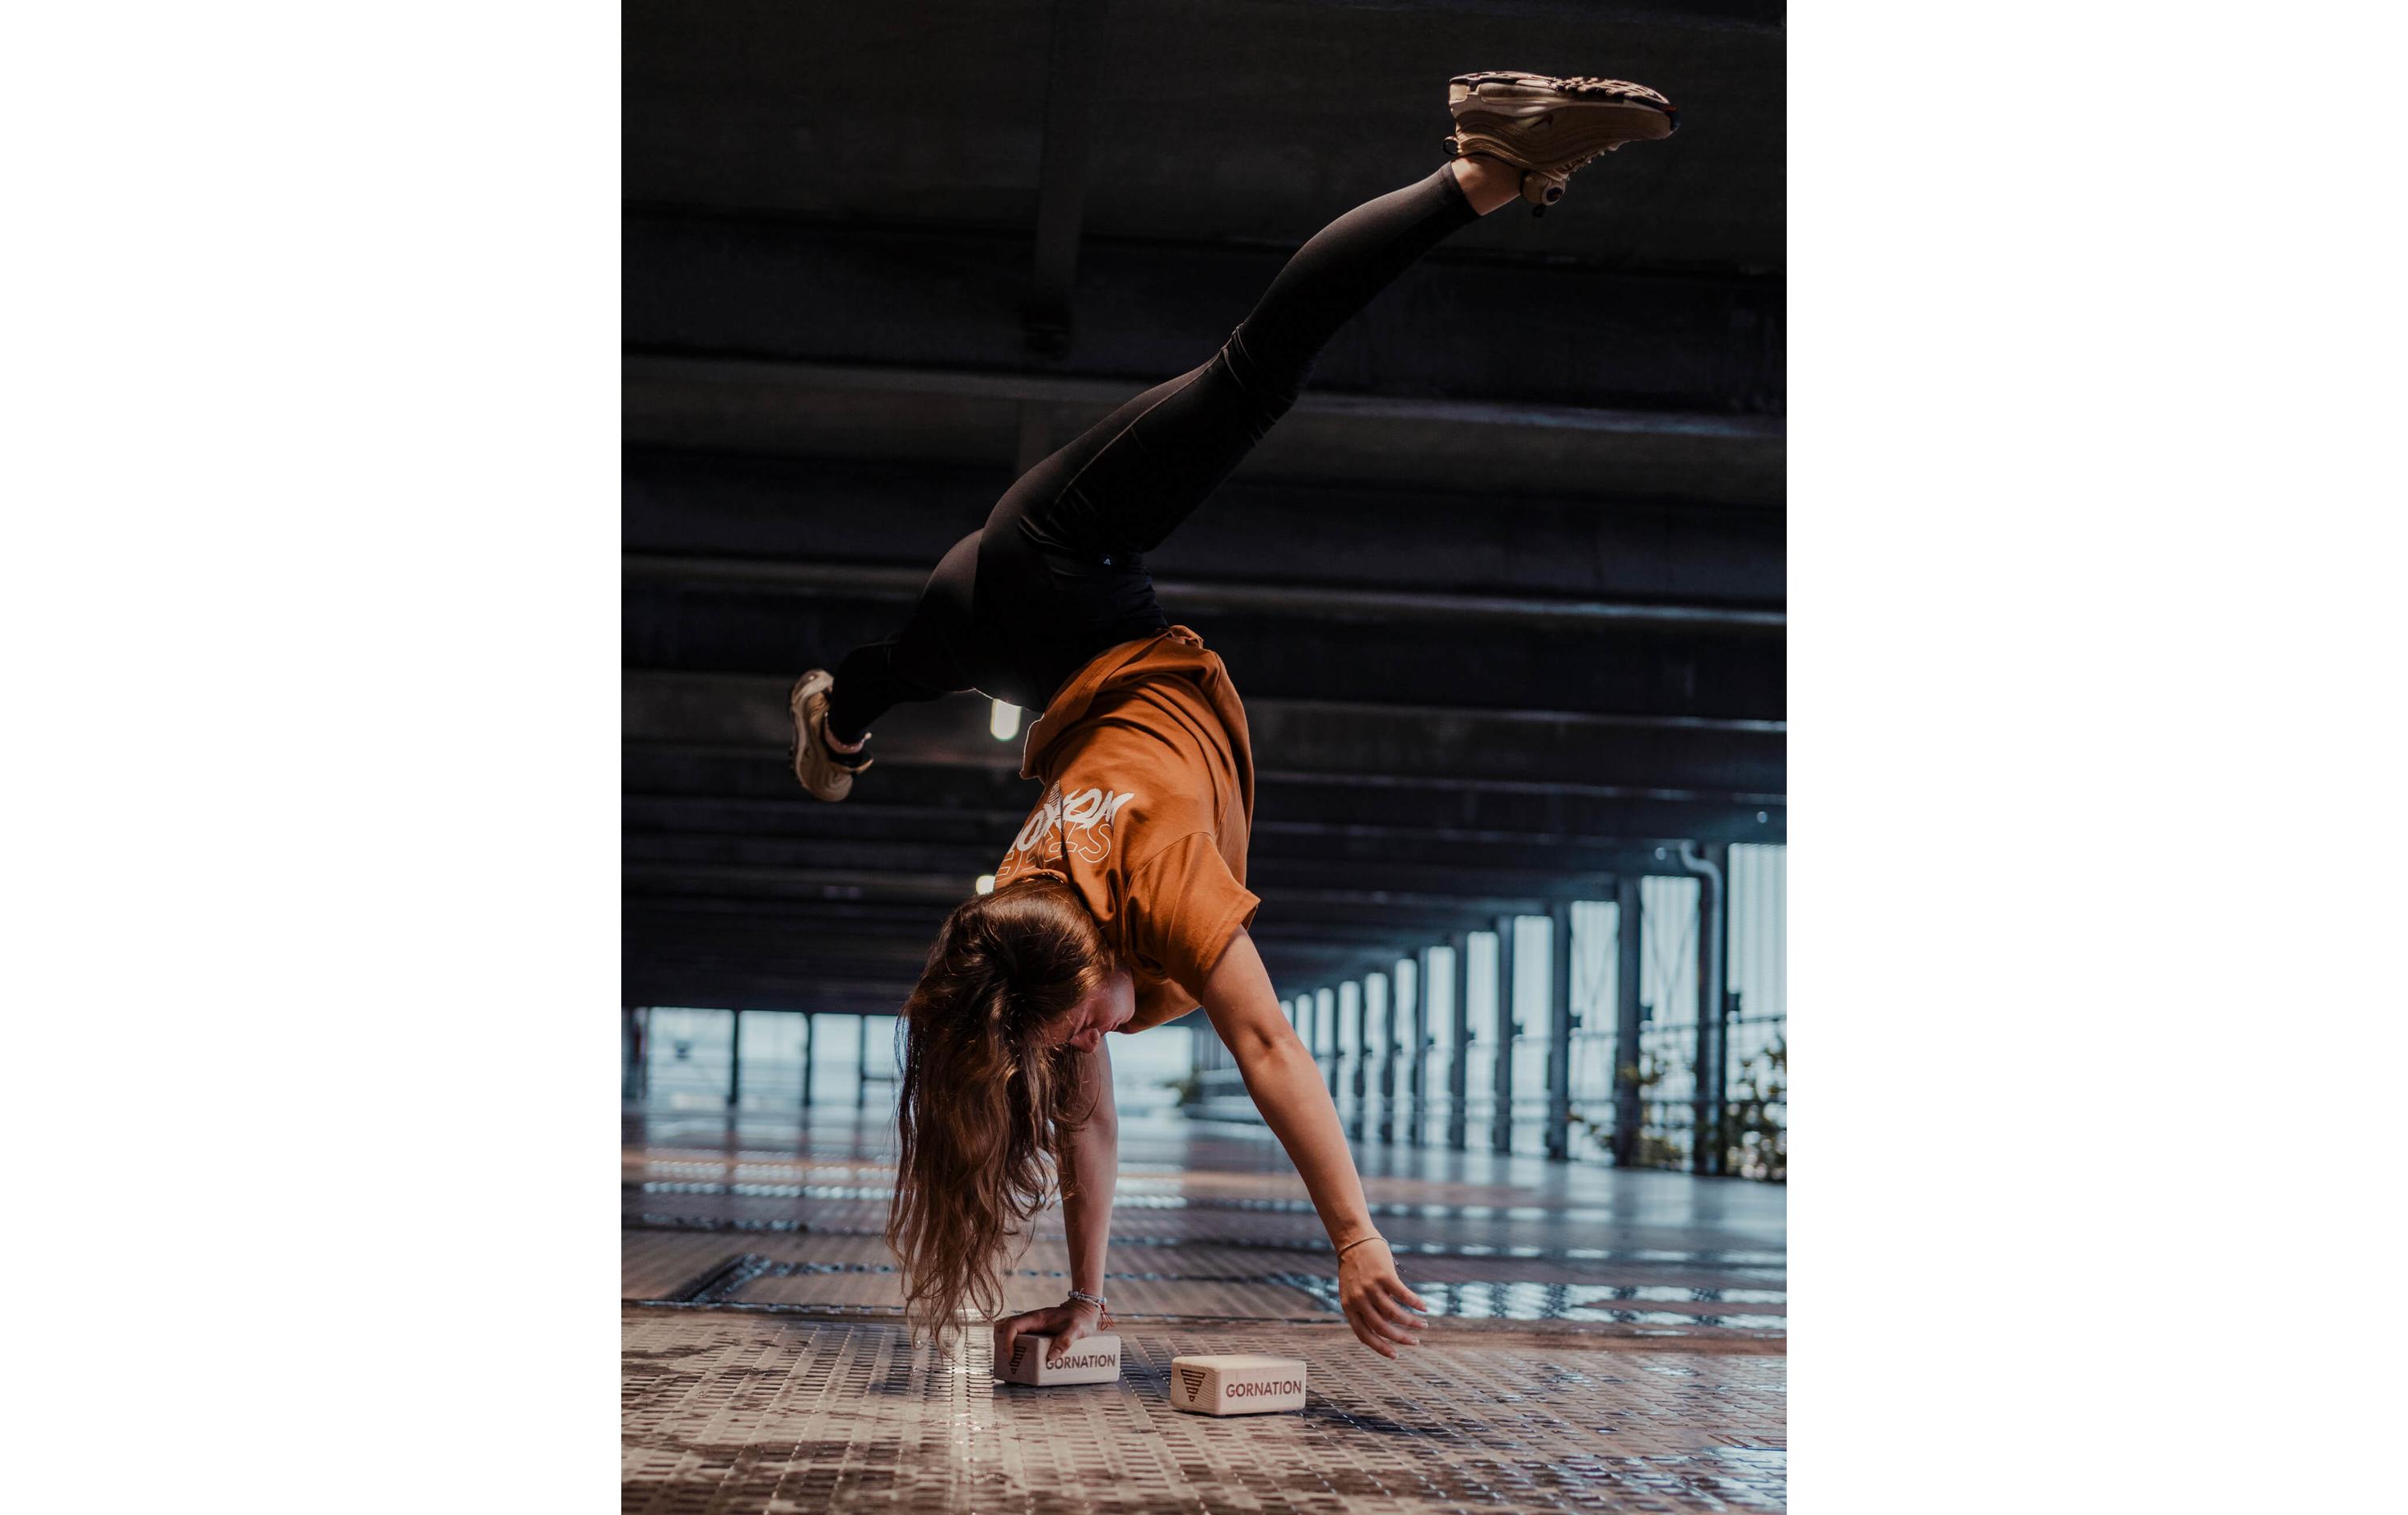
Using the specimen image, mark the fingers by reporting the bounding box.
[1370,1287,1427,1341]
[1347,1302,1413,1356]
[1342,1271,1432,1359]
[996,1306,1062,1367]
[1347,1306,1399,1359]
[1344,1295,1421,1355]
[1373,1299,1425,1346]
[1045,1319,1085,1367]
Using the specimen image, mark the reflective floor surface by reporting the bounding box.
[624,1104,1787,1513]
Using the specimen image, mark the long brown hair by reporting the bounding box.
[885,873,1113,1343]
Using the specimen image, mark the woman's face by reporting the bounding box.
[1049,968,1135,1051]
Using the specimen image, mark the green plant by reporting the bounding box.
[1572,1033,1785,1182]
[1629,1052,1690,1169]
[1723,1035,1786,1182]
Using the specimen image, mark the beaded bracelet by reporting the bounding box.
[1067,1288,1107,1314]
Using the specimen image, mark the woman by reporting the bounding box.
[785,71,1678,1363]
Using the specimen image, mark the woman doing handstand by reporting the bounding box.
[783,71,1678,1365]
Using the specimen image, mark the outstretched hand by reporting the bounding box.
[995,1298,1114,1370]
[1337,1238,1429,1359]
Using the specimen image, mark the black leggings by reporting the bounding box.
[828,161,1482,739]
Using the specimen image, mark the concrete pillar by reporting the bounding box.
[1688,843,1731,1176]
[1446,933,1470,1151]
[1405,954,1427,1147]
[622,1006,644,1103]
[1547,901,1575,1162]
[1370,973,1393,1145]
[1341,981,1365,1139]
[800,1011,814,1107]
[1613,877,1645,1165]
[1318,988,1339,1097]
[857,1012,872,1107]
[1491,916,1517,1153]
[727,1009,743,1108]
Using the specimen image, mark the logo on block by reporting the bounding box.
[1010,1342,1028,1371]
[1177,1367,1206,1399]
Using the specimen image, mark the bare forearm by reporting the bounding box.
[994,1066,1120,1367]
[1201,932,1377,1251]
[1059,1039,1117,1301]
[1060,1115,1117,1297]
[1196,932,1426,1360]
[1233,1035,1378,1250]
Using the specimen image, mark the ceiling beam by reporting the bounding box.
[624,361,1782,505]
[624,861,1566,920]
[625,748,1784,845]
[624,835,1645,908]
[625,589,1784,725]
[623,670,1786,798]
[623,553,1783,635]
[622,446,1787,622]
[624,792,1776,863]
[626,354,1780,443]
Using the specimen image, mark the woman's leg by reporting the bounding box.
[824,641,943,748]
[817,157,1515,747]
[1019,158,1501,559]
[823,532,978,745]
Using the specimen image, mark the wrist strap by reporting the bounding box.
[1336,1234,1386,1261]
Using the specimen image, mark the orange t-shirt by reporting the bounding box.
[991,626,1258,1034]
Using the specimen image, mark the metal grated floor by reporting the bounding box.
[624,1313,1784,1515]
[624,1106,1786,1512]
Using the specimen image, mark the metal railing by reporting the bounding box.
[637,852,1786,1179]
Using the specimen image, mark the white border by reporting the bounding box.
[6,3,621,1506]
[1794,3,2406,1509]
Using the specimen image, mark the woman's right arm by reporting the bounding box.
[1196,928,1427,1358]
[995,1038,1118,1367]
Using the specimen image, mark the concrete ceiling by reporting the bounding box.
[624,0,1786,1013]
[624,0,1786,272]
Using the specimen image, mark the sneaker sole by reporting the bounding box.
[1448,71,1676,119]
[1449,104,1674,160]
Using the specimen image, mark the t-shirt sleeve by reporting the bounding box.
[1121,831,1260,1005]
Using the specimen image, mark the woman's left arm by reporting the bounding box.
[1198,929,1429,1359]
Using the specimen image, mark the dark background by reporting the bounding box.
[623,0,1785,1016]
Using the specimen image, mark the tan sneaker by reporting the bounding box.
[1446,71,1678,212]
[788,669,871,802]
